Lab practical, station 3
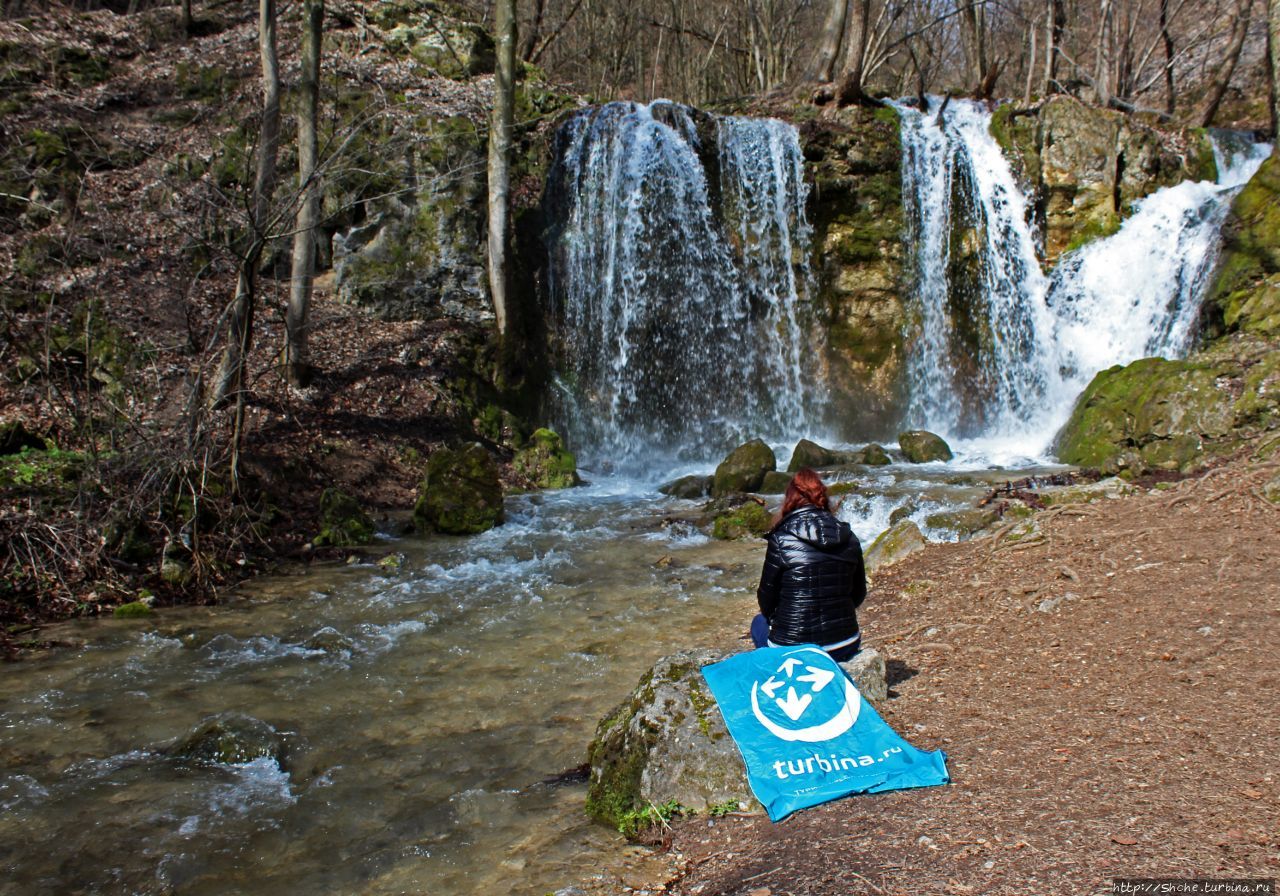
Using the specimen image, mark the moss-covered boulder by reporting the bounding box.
[365,0,495,79]
[787,438,841,472]
[1206,153,1280,338]
[1055,357,1239,475]
[112,600,154,619]
[854,443,892,466]
[898,430,953,463]
[169,713,286,766]
[758,470,793,494]
[923,508,1000,539]
[711,439,776,496]
[711,500,771,540]
[659,474,710,499]
[313,488,375,547]
[413,443,504,535]
[864,520,927,573]
[513,427,580,489]
[586,649,755,833]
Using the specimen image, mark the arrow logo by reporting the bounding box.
[779,658,803,677]
[775,687,811,721]
[796,665,835,693]
[760,676,784,698]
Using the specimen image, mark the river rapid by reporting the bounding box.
[0,447,1059,896]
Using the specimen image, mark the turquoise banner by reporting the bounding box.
[702,645,949,822]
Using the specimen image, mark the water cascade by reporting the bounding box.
[895,97,1270,458]
[543,101,819,467]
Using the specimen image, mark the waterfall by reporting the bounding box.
[895,97,1271,460]
[544,101,818,467]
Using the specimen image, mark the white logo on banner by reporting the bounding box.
[749,647,861,742]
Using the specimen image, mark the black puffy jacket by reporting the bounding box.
[756,505,866,647]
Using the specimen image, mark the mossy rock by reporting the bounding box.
[312,488,375,547]
[513,427,580,489]
[169,713,285,766]
[787,438,841,472]
[758,470,793,494]
[659,474,710,499]
[102,515,155,564]
[413,443,504,535]
[711,501,771,540]
[923,508,1000,539]
[112,601,154,619]
[864,520,927,572]
[1206,154,1280,338]
[586,649,755,833]
[897,430,953,463]
[711,439,776,496]
[1054,357,1238,475]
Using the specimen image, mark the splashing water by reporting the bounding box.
[544,101,819,468]
[894,97,1270,462]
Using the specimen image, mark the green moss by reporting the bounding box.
[112,601,154,619]
[1063,212,1122,254]
[711,501,771,540]
[711,439,776,496]
[615,799,685,838]
[513,427,579,489]
[1206,154,1280,337]
[313,488,375,547]
[413,443,504,535]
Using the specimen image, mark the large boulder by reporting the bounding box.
[513,427,580,489]
[898,430,953,463]
[659,474,710,499]
[711,439,776,496]
[586,650,754,831]
[413,443,504,534]
[710,500,771,540]
[787,438,841,471]
[364,0,496,79]
[168,713,286,766]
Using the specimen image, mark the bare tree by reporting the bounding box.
[284,0,323,388]
[810,0,850,81]
[210,0,281,428]
[1159,0,1177,112]
[1269,0,1279,137]
[487,0,516,338]
[1194,0,1252,126]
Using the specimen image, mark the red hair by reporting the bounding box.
[771,467,832,530]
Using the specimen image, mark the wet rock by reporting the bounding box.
[513,428,580,490]
[711,439,776,496]
[710,500,771,540]
[856,443,891,466]
[112,600,154,619]
[888,502,918,525]
[1207,153,1280,338]
[839,647,887,704]
[413,443,504,535]
[923,507,1000,539]
[586,649,756,831]
[659,474,710,499]
[169,713,285,766]
[313,488,375,547]
[897,430,953,463]
[864,520,927,572]
[304,626,355,653]
[0,420,44,455]
[787,438,840,471]
[377,552,406,573]
[758,470,793,494]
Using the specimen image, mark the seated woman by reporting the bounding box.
[751,467,866,662]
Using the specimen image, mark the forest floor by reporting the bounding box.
[606,448,1280,896]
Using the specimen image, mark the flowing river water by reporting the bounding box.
[1,454,1058,896]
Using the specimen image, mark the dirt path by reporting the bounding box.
[663,455,1280,896]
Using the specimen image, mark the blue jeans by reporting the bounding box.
[749,613,861,662]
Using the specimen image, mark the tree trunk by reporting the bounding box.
[809,0,849,83]
[1159,0,1176,114]
[1094,0,1115,106]
[1044,0,1065,94]
[211,0,281,410]
[1195,0,1251,128]
[181,0,193,34]
[487,0,516,338]
[284,0,323,389]
[835,0,872,105]
[960,0,988,94]
[519,0,544,62]
[1267,0,1279,139]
